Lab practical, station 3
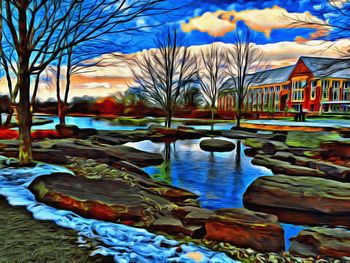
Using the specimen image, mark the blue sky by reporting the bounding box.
[114,0,344,53]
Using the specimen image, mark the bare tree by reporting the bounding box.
[1,0,171,165]
[197,44,227,130]
[130,26,197,128]
[225,29,266,128]
[287,0,350,64]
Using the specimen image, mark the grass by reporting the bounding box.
[0,197,110,263]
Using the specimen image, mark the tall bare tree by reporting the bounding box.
[130,26,197,128]
[1,0,170,165]
[197,44,227,130]
[225,29,266,128]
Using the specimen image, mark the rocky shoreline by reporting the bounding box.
[0,125,348,262]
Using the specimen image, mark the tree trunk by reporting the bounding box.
[236,97,242,128]
[58,101,66,125]
[17,68,33,165]
[166,111,172,129]
[210,107,215,132]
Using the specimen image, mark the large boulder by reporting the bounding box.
[29,172,207,239]
[29,173,150,224]
[243,175,350,226]
[205,208,285,252]
[286,131,342,149]
[290,227,350,258]
[199,139,235,152]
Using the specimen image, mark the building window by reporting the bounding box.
[292,79,306,102]
[332,81,340,101]
[322,80,330,100]
[263,87,268,107]
[344,81,350,100]
[311,80,318,100]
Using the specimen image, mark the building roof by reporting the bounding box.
[248,57,350,88]
[300,56,350,79]
[252,65,295,86]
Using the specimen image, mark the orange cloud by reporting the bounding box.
[181,6,329,42]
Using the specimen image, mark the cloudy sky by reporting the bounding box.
[2,0,348,101]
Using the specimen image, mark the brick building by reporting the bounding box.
[218,56,350,113]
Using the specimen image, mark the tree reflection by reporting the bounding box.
[235,140,242,172]
[154,142,172,184]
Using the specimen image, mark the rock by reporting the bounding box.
[51,142,109,160]
[243,138,268,150]
[30,173,156,226]
[243,175,350,226]
[77,128,97,139]
[252,155,291,170]
[107,145,164,167]
[177,125,195,130]
[176,129,204,139]
[261,141,289,155]
[320,140,350,160]
[109,160,149,177]
[290,227,350,258]
[55,124,80,137]
[205,208,285,252]
[286,131,342,149]
[252,155,325,177]
[222,130,267,140]
[92,135,130,145]
[272,153,350,181]
[150,214,206,238]
[273,151,294,162]
[290,156,350,181]
[147,186,198,202]
[51,142,163,167]
[1,148,68,164]
[173,206,214,225]
[199,139,235,152]
[272,164,325,178]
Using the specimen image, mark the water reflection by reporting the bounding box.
[128,138,272,210]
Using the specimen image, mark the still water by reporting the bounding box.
[33,116,234,131]
[126,138,305,248]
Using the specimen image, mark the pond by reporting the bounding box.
[126,138,306,249]
[31,115,235,131]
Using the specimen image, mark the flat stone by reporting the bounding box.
[243,175,350,226]
[92,135,130,145]
[290,227,350,258]
[252,155,326,178]
[107,145,164,167]
[1,148,68,164]
[199,139,235,152]
[205,208,285,252]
